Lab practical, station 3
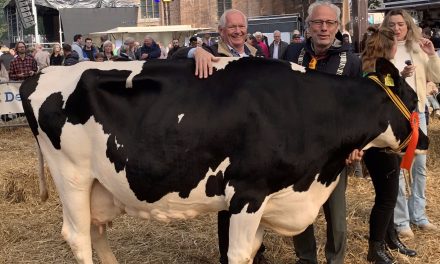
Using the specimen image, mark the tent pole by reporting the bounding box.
[31,0,40,43]
[58,10,63,44]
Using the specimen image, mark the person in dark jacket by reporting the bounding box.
[50,43,64,66]
[62,44,79,66]
[166,39,181,59]
[138,35,161,60]
[283,2,362,264]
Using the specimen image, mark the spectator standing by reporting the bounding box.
[50,43,64,66]
[62,44,79,66]
[167,39,181,59]
[98,35,108,52]
[246,34,264,56]
[118,37,137,60]
[432,30,440,49]
[291,33,302,44]
[283,2,362,263]
[95,53,105,62]
[203,33,213,46]
[72,34,85,61]
[138,35,161,60]
[33,43,50,70]
[157,42,168,59]
[0,46,10,81]
[342,33,354,53]
[361,26,417,264]
[82,38,98,61]
[426,81,440,118]
[383,9,440,238]
[189,36,198,48]
[8,41,38,81]
[0,46,15,71]
[254,31,270,58]
[269,30,288,59]
[102,40,115,61]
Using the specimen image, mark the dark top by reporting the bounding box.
[138,42,161,60]
[283,31,362,77]
[64,51,80,66]
[0,53,14,71]
[50,54,64,66]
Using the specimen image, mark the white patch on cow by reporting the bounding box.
[177,113,184,124]
[289,62,306,73]
[31,61,145,120]
[363,124,400,151]
[260,174,340,236]
[212,57,241,71]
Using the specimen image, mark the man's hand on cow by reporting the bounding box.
[345,149,364,165]
[29,71,35,76]
[194,47,220,79]
[401,65,415,78]
[141,53,149,60]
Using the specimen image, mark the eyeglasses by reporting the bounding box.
[309,20,338,28]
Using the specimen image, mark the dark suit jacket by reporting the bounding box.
[269,40,288,59]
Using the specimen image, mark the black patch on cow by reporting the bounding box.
[206,170,225,197]
[24,57,419,214]
[19,75,41,139]
[38,92,67,149]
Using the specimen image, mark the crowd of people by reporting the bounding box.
[0,1,439,263]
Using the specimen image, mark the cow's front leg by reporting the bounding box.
[227,199,268,264]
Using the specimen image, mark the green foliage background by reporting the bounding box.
[0,0,9,42]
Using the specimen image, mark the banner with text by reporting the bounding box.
[0,82,23,115]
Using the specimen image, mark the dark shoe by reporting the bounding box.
[367,241,395,264]
[386,230,417,257]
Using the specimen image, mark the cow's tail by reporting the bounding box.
[36,142,48,202]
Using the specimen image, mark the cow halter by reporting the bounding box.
[368,75,419,170]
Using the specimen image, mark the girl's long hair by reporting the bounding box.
[361,27,396,73]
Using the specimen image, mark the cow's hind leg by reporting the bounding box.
[227,199,268,264]
[91,224,118,264]
[250,226,265,261]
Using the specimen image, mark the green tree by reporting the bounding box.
[0,0,9,43]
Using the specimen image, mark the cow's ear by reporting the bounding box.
[375,58,400,89]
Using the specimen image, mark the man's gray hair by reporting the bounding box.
[144,35,154,41]
[218,9,247,29]
[273,30,281,35]
[124,37,135,45]
[305,1,341,23]
[103,40,113,48]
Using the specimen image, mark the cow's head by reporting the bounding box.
[370,58,429,154]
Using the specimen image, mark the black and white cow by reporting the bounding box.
[20,57,427,264]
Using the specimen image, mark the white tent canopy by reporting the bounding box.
[89,25,213,49]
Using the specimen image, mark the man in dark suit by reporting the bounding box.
[269,30,288,59]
